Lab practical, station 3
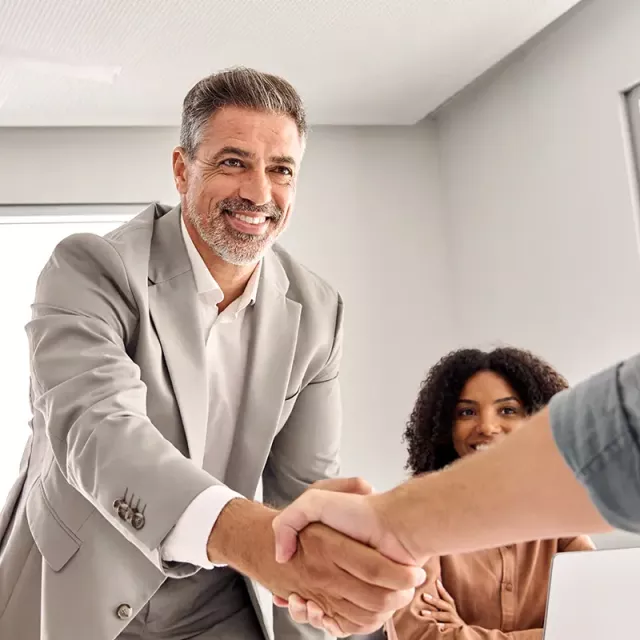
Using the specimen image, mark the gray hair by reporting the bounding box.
[180,66,308,159]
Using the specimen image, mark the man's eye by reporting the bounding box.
[221,158,243,168]
[274,166,293,176]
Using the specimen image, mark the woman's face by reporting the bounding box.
[452,370,526,458]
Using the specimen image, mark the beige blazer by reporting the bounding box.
[0,203,343,640]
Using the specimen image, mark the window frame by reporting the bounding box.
[0,203,147,225]
[625,84,640,192]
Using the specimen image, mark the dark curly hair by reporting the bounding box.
[403,347,568,475]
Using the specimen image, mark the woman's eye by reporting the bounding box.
[458,408,474,417]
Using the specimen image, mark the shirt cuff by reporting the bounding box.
[161,485,245,569]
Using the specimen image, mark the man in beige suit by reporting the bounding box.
[0,68,423,640]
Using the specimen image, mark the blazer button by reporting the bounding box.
[117,504,134,522]
[131,511,145,531]
[116,604,133,620]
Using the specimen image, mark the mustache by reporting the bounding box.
[218,198,283,221]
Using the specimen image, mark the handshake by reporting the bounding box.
[208,476,423,638]
[206,408,603,637]
[270,477,424,638]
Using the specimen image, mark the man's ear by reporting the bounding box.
[172,147,190,195]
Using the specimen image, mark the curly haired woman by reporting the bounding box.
[389,347,594,640]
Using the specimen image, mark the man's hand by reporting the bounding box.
[272,476,375,610]
[207,496,425,637]
[270,481,421,635]
[273,475,409,636]
[282,522,422,635]
[272,485,414,565]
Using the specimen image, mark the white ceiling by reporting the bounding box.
[0,0,584,127]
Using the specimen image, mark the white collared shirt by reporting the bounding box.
[162,216,262,569]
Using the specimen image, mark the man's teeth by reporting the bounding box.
[230,212,266,225]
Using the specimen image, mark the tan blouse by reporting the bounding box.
[387,536,594,639]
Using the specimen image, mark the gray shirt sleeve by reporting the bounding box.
[549,355,640,532]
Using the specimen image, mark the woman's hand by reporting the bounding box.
[419,580,465,629]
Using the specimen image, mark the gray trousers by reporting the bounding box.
[118,568,265,640]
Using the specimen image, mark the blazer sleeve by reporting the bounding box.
[262,292,343,640]
[27,233,218,576]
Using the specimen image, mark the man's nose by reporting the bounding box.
[239,170,272,206]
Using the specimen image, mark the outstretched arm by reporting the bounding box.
[271,353,640,635]
[273,405,612,566]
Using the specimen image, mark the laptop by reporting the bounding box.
[543,546,640,639]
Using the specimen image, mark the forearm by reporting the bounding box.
[207,498,296,596]
[386,408,611,563]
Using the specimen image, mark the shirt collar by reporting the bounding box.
[180,213,261,309]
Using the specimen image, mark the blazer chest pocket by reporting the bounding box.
[26,479,81,572]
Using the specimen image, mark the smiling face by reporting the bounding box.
[173,106,304,266]
[452,370,526,458]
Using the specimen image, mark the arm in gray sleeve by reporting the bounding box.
[549,354,640,532]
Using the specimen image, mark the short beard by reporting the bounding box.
[184,197,284,266]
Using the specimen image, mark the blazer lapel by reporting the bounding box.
[224,250,302,496]
[147,204,208,468]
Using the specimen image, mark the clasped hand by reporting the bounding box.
[270,478,424,637]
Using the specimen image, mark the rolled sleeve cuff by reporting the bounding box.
[549,357,640,533]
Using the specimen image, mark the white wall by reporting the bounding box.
[434,0,640,547]
[0,123,453,491]
[293,125,455,487]
[0,127,178,204]
[435,0,640,386]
